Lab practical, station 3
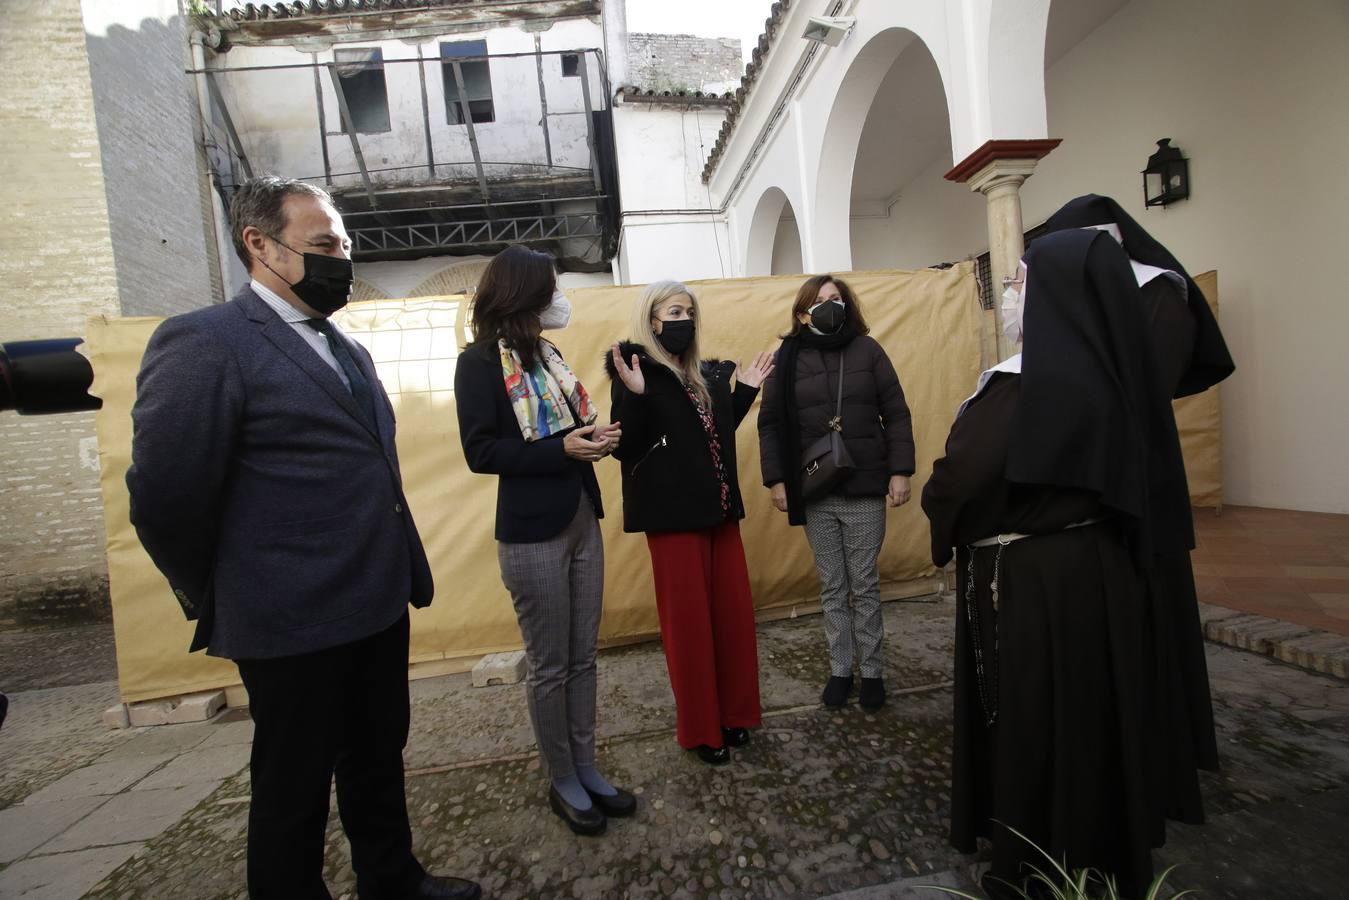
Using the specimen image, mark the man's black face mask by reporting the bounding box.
[262,235,354,316]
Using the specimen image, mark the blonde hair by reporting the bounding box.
[630,280,711,407]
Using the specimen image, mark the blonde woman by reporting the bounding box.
[605,281,776,765]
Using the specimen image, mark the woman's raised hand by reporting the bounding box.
[610,343,645,395]
[735,350,776,389]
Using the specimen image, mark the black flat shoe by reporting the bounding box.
[722,727,750,747]
[585,784,638,817]
[822,675,853,708]
[859,676,887,711]
[694,744,731,765]
[403,874,482,899]
[548,785,607,836]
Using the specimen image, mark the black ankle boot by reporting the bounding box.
[859,677,887,711]
[821,675,853,708]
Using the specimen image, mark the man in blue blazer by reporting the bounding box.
[127,177,479,900]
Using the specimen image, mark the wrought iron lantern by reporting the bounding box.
[1142,138,1189,208]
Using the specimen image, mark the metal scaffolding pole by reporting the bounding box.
[576,52,602,192]
[310,53,331,185]
[204,70,254,179]
[533,36,554,169]
[416,46,435,177]
[326,66,379,208]
[449,59,492,206]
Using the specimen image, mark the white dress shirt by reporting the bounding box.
[250,279,352,390]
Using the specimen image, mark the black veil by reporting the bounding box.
[1042,194,1234,397]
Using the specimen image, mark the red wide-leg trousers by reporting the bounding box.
[646,520,763,749]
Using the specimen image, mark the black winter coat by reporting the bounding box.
[757,334,915,505]
[605,341,759,534]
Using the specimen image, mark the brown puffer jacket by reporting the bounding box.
[757,334,914,500]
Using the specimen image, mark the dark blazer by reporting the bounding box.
[605,341,759,534]
[126,286,434,660]
[454,339,602,543]
[757,334,915,497]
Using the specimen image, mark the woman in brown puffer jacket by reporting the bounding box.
[756,274,915,711]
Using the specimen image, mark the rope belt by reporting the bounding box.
[961,517,1105,727]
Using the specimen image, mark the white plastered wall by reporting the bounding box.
[724,0,1349,513]
[613,102,731,285]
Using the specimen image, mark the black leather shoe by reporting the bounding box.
[549,785,607,836]
[405,874,482,899]
[585,784,638,817]
[694,744,731,765]
[822,675,853,708]
[859,676,887,711]
[722,726,750,747]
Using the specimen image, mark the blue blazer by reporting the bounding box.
[126,286,434,660]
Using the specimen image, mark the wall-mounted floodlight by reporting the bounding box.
[802,16,855,47]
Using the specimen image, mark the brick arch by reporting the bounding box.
[409,259,491,298]
[351,278,386,302]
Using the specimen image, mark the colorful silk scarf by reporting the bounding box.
[500,339,596,442]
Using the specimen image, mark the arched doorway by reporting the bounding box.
[771,207,803,275]
[812,28,978,272]
[846,36,980,271]
[744,186,804,276]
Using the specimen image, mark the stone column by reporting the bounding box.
[968,159,1038,362]
[944,139,1061,366]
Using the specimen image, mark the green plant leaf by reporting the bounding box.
[910,887,985,900]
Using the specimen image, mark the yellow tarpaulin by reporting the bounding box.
[87,262,1221,703]
[1175,270,1223,509]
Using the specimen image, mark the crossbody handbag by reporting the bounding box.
[800,350,855,502]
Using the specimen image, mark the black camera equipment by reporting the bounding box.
[0,339,102,415]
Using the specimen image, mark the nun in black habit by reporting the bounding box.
[1043,195,1235,836]
[922,229,1170,897]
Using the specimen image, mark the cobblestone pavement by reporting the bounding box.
[1,598,1347,899]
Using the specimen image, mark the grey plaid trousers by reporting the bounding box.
[496,497,605,777]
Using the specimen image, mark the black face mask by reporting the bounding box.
[655,319,695,356]
[809,300,846,335]
[263,236,355,316]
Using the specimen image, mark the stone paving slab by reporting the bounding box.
[21,753,175,805]
[132,743,251,791]
[194,719,255,750]
[0,795,108,864]
[38,781,222,855]
[95,720,214,763]
[0,843,144,900]
[0,683,134,809]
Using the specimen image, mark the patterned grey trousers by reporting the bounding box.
[803,494,888,678]
[497,497,604,778]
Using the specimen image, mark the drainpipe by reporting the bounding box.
[190,27,239,301]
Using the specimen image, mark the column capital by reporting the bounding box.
[944,138,1062,184]
[967,161,1039,197]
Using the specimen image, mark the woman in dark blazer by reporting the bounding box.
[756,275,915,712]
[454,245,633,836]
[605,279,776,765]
